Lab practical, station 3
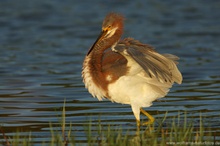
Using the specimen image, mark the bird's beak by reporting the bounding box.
[87,30,108,55]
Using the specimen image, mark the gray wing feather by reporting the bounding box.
[115,38,182,84]
[127,46,173,82]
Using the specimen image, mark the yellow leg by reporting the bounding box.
[136,120,141,128]
[140,108,155,125]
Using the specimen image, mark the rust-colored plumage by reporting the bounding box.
[82,13,182,127]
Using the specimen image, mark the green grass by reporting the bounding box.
[0,103,218,146]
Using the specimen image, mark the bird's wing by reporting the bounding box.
[101,48,128,79]
[114,38,182,84]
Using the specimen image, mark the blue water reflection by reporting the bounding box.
[0,0,220,144]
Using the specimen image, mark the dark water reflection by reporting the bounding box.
[0,0,220,144]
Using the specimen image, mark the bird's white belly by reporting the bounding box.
[108,74,167,107]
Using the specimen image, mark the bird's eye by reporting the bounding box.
[103,25,112,32]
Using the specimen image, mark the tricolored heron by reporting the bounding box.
[82,13,182,127]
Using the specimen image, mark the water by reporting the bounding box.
[0,0,220,145]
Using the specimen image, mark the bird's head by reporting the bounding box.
[87,13,124,55]
[101,13,124,39]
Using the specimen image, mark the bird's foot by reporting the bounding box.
[140,108,155,125]
[142,118,155,126]
[136,117,154,128]
[136,108,155,129]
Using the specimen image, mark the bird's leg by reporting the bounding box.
[140,108,155,125]
[135,120,141,134]
[136,120,141,128]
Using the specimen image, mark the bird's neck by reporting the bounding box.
[82,29,122,97]
[89,30,122,71]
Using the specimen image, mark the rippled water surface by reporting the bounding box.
[0,0,220,145]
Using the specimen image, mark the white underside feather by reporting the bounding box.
[82,56,106,101]
[108,56,172,121]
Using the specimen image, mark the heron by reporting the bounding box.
[82,13,182,127]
